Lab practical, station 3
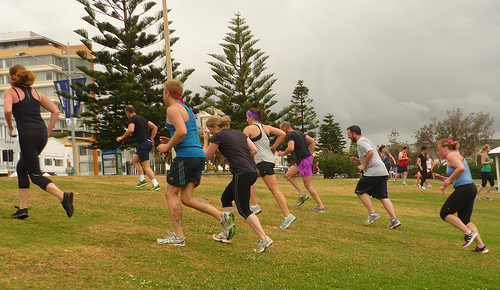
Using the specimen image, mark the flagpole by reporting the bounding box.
[162,0,173,80]
[67,43,78,175]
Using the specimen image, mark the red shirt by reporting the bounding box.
[398,152,408,166]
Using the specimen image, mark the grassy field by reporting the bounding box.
[0,174,499,289]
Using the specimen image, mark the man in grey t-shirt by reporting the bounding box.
[347,125,401,229]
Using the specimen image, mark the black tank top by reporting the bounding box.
[12,86,47,132]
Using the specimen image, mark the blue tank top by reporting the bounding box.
[12,86,46,132]
[165,103,205,158]
[446,155,473,187]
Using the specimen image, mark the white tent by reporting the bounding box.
[486,146,500,192]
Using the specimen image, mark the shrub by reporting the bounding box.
[316,153,357,178]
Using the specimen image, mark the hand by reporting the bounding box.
[270,147,276,154]
[357,164,365,172]
[443,178,452,188]
[203,130,209,140]
[116,136,123,142]
[159,136,170,144]
[349,157,359,163]
[8,127,18,138]
[277,150,284,156]
[432,173,443,180]
[157,144,169,153]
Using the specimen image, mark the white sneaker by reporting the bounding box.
[280,214,297,229]
[255,236,274,253]
[364,212,381,226]
[403,182,408,186]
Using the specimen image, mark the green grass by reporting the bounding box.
[1,175,499,289]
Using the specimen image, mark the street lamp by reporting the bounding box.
[16,46,78,175]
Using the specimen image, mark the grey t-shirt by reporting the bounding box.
[357,136,388,176]
[210,129,257,174]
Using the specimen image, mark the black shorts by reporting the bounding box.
[136,140,152,162]
[257,161,275,178]
[481,172,495,187]
[167,157,205,188]
[397,165,408,174]
[355,175,389,199]
[440,183,476,224]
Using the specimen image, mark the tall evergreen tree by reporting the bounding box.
[318,113,345,154]
[202,13,286,131]
[285,80,317,137]
[74,0,195,150]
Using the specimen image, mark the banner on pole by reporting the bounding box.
[53,78,86,126]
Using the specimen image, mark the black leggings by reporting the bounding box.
[440,183,476,225]
[481,172,495,187]
[17,129,53,190]
[221,172,257,220]
[419,169,427,187]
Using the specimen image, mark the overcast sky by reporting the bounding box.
[2,0,500,145]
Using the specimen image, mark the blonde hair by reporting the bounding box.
[9,65,36,86]
[164,79,183,95]
[206,115,231,129]
[435,139,455,151]
[480,144,490,154]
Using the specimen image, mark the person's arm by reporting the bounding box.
[247,137,258,157]
[389,153,396,165]
[157,106,187,153]
[39,93,60,136]
[278,140,294,156]
[350,157,360,164]
[305,135,316,155]
[267,126,286,154]
[3,90,17,137]
[116,123,135,142]
[358,150,374,172]
[148,121,158,145]
[417,156,423,171]
[202,131,219,160]
[481,153,493,165]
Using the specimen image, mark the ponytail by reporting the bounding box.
[9,65,36,86]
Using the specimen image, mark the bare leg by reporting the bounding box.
[180,182,222,220]
[356,193,376,213]
[19,188,30,209]
[485,185,493,197]
[132,154,144,176]
[476,185,484,196]
[380,198,397,219]
[285,167,306,196]
[245,213,267,240]
[466,222,485,246]
[262,174,290,216]
[45,183,64,201]
[250,184,258,207]
[302,175,324,208]
[444,214,471,234]
[403,172,408,183]
[141,160,156,181]
[165,185,184,238]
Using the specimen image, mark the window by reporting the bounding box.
[79,162,93,172]
[46,71,53,81]
[79,146,88,156]
[45,159,52,166]
[54,159,63,166]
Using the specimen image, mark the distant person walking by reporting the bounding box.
[393,146,410,185]
[65,161,76,176]
[243,108,296,229]
[155,80,233,247]
[204,115,274,253]
[278,121,325,212]
[4,64,73,219]
[379,145,396,181]
[116,105,160,191]
[348,125,401,229]
[476,144,494,201]
[433,139,488,253]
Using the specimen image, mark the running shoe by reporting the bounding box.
[462,231,478,248]
[221,212,236,240]
[310,206,326,213]
[280,214,297,229]
[427,184,432,187]
[136,180,147,187]
[250,205,262,215]
[440,187,445,194]
[364,212,381,226]
[296,194,309,206]
[475,195,481,200]
[392,180,396,185]
[150,184,161,191]
[61,192,74,217]
[157,231,186,246]
[12,206,29,219]
[483,196,493,201]
[255,236,274,253]
[472,246,489,254]
[386,218,401,229]
[402,182,408,186]
[213,231,232,243]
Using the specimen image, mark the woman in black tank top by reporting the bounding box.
[4,65,74,219]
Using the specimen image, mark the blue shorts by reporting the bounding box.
[397,165,408,174]
[136,140,152,162]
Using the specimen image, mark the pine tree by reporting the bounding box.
[202,13,286,131]
[285,80,318,137]
[318,113,345,154]
[74,0,195,150]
